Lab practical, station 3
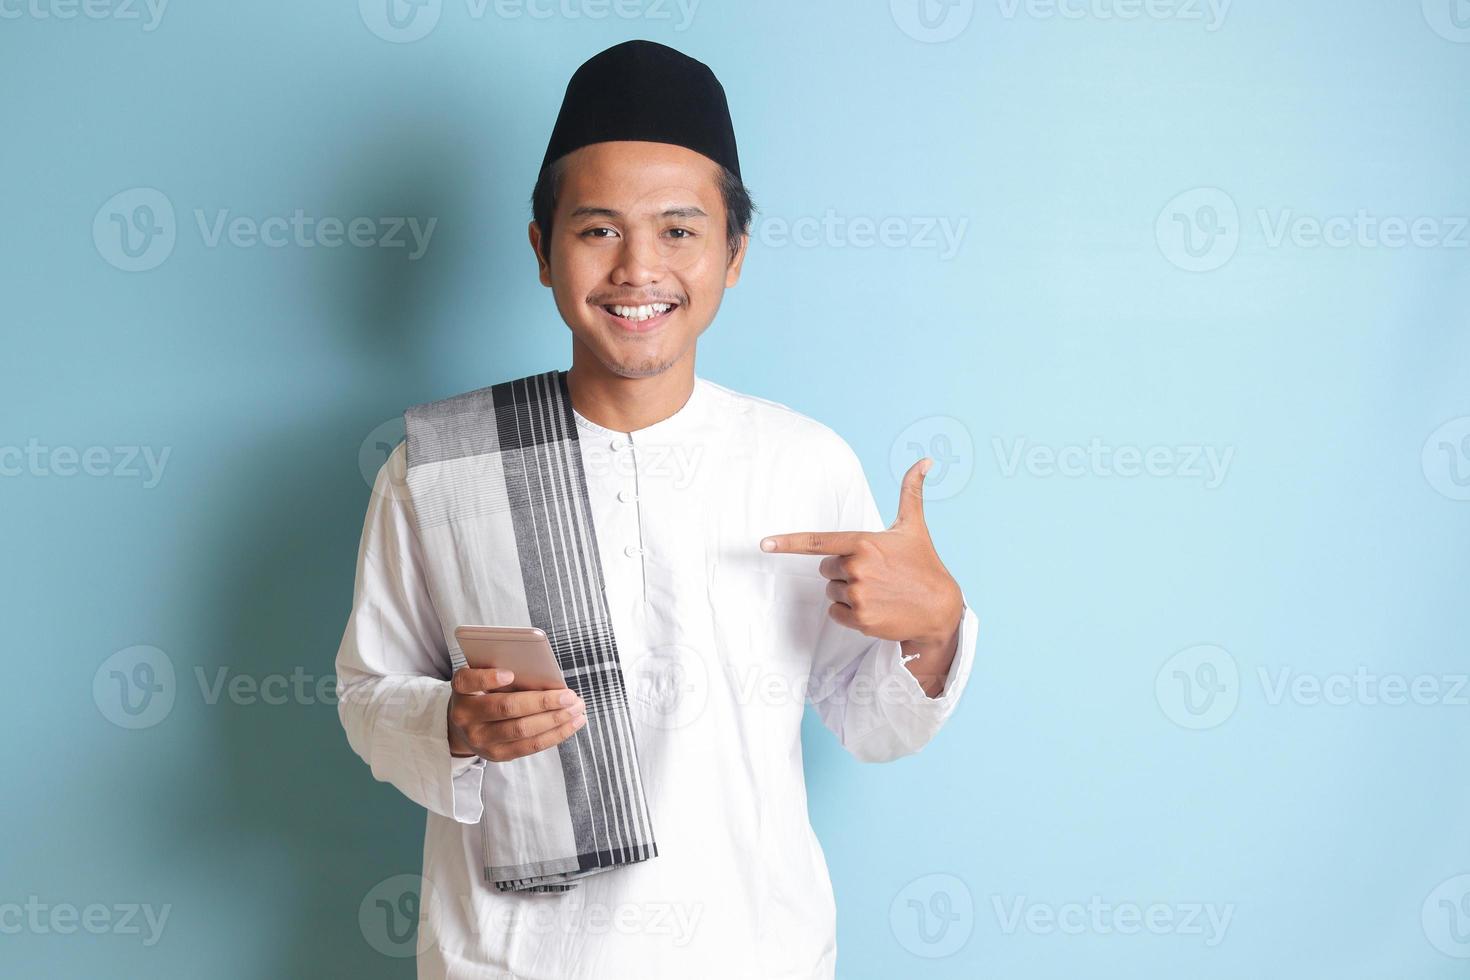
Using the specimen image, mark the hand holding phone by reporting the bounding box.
[446,626,587,762]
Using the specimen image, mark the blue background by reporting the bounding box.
[4,1,1469,976]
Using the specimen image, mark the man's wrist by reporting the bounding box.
[446,697,477,758]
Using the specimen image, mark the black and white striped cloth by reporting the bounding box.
[403,369,658,893]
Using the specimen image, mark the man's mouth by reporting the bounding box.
[597,302,678,331]
[601,302,676,322]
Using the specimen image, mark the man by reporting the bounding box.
[335,39,979,979]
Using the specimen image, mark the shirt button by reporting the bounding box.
[617,489,638,503]
[623,544,644,557]
[609,438,630,452]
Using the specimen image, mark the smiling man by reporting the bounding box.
[335,39,980,980]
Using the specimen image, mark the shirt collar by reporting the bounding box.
[572,374,711,441]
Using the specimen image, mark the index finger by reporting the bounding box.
[487,687,586,721]
[759,531,868,556]
[451,666,516,694]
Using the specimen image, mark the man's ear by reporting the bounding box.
[725,232,749,287]
[528,220,551,287]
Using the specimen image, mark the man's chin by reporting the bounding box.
[605,357,676,380]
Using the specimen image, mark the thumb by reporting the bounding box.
[894,457,930,529]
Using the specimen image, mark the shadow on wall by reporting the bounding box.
[181,108,514,977]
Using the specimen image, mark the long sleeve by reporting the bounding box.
[335,442,486,823]
[807,442,980,763]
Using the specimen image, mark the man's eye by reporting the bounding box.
[665,227,696,240]
[581,227,617,239]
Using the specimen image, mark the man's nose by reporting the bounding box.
[611,228,666,284]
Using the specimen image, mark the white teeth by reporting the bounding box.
[608,303,673,322]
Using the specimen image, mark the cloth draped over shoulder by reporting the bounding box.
[402,369,658,893]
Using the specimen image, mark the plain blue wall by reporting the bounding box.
[5,1,1469,976]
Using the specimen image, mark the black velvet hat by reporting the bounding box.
[539,40,741,179]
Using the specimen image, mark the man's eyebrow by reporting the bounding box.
[567,205,709,220]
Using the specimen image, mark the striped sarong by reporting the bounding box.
[402,369,658,893]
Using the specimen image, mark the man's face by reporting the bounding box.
[530,140,746,379]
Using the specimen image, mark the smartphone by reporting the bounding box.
[454,625,566,691]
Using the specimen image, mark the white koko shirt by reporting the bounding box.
[335,374,979,980]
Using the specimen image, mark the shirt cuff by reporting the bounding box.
[366,679,487,825]
[885,593,979,709]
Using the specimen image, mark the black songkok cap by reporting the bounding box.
[539,39,741,180]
